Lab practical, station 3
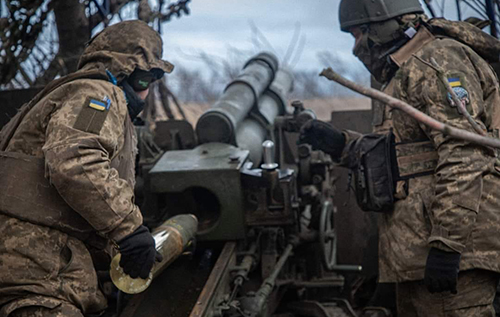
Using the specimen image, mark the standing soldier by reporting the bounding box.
[300,0,500,315]
[0,20,172,316]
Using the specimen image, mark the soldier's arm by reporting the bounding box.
[299,119,361,165]
[42,80,142,243]
[338,130,363,167]
[412,47,497,253]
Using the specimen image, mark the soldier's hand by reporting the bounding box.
[298,120,346,160]
[118,225,163,279]
[424,247,461,294]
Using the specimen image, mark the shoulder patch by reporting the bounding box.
[74,96,111,134]
[446,77,470,109]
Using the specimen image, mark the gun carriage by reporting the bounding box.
[119,52,362,317]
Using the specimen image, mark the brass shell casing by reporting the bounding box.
[110,214,198,294]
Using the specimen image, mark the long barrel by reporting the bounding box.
[195,52,279,145]
[110,214,198,294]
[235,68,294,164]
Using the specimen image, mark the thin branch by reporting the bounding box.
[471,0,486,9]
[429,57,486,135]
[423,0,437,17]
[18,66,34,86]
[461,0,489,18]
[496,0,500,20]
[434,0,445,16]
[248,20,277,56]
[282,22,301,67]
[11,77,23,89]
[289,35,306,70]
[156,81,175,119]
[88,0,135,30]
[161,80,186,119]
[319,68,500,149]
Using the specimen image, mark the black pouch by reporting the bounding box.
[349,131,397,212]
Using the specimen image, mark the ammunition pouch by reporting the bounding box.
[349,132,438,212]
[349,132,397,212]
[0,151,108,249]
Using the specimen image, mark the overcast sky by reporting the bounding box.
[160,0,363,73]
[158,0,467,75]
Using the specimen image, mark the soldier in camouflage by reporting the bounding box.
[0,20,172,316]
[300,0,500,315]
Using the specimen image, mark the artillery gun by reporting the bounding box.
[117,52,362,317]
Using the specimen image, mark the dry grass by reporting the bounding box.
[303,97,371,121]
[159,97,371,126]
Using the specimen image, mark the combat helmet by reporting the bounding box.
[339,0,424,32]
[78,20,174,83]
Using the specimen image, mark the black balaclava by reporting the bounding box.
[353,33,400,83]
[353,14,425,83]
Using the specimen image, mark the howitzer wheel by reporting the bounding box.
[319,200,337,270]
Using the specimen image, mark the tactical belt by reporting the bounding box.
[0,151,107,248]
[349,134,438,213]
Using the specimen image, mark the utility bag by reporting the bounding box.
[349,132,397,212]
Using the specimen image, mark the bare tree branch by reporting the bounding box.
[248,20,278,55]
[320,67,500,149]
[88,0,136,30]
[283,22,301,68]
[0,0,56,85]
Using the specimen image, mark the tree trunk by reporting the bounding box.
[35,1,90,85]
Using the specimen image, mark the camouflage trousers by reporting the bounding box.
[0,214,108,316]
[8,302,83,317]
[397,269,499,316]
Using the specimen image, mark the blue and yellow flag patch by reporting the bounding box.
[88,97,111,111]
[446,77,470,108]
[447,77,462,87]
[74,96,111,134]
[88,99,107,111]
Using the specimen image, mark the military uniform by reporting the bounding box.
[340,20,500,314]
[0,20,173,316]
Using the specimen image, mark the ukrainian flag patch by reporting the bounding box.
[447,77,462,87]
[88,98,109,111]
[74,96,111,134]
[446,77,470,108]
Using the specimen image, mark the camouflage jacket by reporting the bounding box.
[0,21,173,244]
[1,77,142,243]
[343,23,500,282]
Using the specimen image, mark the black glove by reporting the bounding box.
[424,247,461,294]
[298,120,346,161]
[118,225,163,279]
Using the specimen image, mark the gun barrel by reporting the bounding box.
[236,69,294,164]
[110,214,198,294]
[196,52,278,144]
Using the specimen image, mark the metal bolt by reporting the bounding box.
[229,155,240,163]
[261,140,278,170]
[291,100,304,115]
